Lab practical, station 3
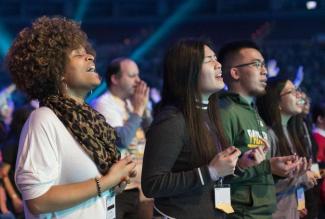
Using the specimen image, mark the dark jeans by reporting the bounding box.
[116,189,140,219]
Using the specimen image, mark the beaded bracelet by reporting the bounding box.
[94,177,102,197]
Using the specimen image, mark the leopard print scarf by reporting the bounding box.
[41,95,119,174]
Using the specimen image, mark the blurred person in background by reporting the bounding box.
[1,104,35,219]
[312,102,325,166]
[1,164,15,219]
[0,86,15,219]
[298,91,321,219]
[312,102,325,218]
[91,57,153,219]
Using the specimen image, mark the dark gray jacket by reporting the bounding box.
[142,106,224,219]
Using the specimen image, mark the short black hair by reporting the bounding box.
[217,40,261,85]
[218,40,260,67]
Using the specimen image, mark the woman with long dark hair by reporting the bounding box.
[141,38,241,218]
[256,78,318,219]
[6,16,136,219]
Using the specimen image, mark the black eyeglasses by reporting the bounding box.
[280,87,302,97]
[234,60,266,69]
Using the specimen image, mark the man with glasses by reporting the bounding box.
[217,41,300,219]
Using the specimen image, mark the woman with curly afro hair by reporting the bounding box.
[6,16,136,219]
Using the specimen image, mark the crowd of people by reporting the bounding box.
[0,16,324,219]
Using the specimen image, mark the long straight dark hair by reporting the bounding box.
[256,79,307,157]
[161,38,228,163]
[288,114,308,157]
[208,92,230,150]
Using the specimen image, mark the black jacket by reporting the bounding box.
[142,106,224,219]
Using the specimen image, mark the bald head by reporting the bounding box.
[120,59,138,76]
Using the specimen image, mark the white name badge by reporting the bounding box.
[214,184,234,214]
[311,163,321,179]
[296,187,305,211]
[107,196,116,219]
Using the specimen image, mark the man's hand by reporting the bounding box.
[237,147,266,169]
[131,80,149,117]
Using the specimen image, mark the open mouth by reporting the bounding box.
[297,98,305,106]
[215,71,223,79]
[87,66,96,72]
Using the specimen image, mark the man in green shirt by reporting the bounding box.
[217,41,300,219]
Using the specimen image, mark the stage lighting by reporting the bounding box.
[306,1,317,10]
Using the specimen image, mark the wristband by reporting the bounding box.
[94,177,102,197]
